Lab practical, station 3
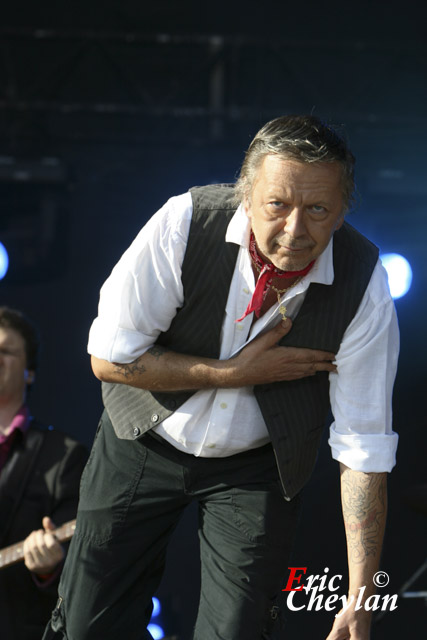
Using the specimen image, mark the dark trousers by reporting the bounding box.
[44,410,301,640]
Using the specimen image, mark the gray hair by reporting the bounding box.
[234,115,355,212]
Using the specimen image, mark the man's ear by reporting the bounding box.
[26,370,35,385]
[335,214,345,232]
[244,198,251,219]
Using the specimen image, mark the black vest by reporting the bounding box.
[102,184,378,499]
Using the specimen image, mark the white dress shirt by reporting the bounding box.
[88,191,399,472]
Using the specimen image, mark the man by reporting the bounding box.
[44,115,399,640]
[0,307,88,640]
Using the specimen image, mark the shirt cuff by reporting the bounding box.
[328,425,399,472]
[31,561,63,589]
[87,320,153,363]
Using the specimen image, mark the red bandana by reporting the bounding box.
[236,232,315,322]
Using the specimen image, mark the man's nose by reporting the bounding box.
[283,208,306,237]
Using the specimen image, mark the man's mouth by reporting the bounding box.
[277,244,310,253]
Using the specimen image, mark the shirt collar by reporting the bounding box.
[0,405,31,444]
[226,204,335,287]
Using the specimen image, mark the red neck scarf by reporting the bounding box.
[236,232,315,322]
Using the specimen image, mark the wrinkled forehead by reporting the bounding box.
[251,155,345,198]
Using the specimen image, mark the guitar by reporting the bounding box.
[0,519,76,570]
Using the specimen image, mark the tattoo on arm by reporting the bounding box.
[113,356,147,378]
[341,471,387,564]
[146,345,167,360]
[112,346,167,378]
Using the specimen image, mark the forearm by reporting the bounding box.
[340,463,387,597]
[91,347,236,391]
[325,465,388,638]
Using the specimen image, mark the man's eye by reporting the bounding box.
[310,205,326,213]
[270,201,286,209]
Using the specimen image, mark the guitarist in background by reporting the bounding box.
[0,307,88,640]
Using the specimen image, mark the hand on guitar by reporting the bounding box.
[22,516,65,576]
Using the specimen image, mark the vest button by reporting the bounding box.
[151,414,159,423]
[133,427,140,437]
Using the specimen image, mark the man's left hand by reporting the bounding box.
[23,516,65,575]
[325,607,372,640]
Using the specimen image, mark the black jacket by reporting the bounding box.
[0,418,88,640]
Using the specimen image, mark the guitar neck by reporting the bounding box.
[0,519,76,570]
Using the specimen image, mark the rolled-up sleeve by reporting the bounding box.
[328,259,399,472]
[87,192,192,363]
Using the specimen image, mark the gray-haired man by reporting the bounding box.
[44,115,399,640]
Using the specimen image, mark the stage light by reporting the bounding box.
[147,623,165,639]
[0,181,69,284]
[380,253,413,300]
[0,242,9,279]
[152,597,161,617]
[149,596,176,637]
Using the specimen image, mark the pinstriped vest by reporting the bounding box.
[102,184,379,499]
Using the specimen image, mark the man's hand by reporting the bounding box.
[23,516,65,575]
[325,606,372,639]
[230,318,337,386]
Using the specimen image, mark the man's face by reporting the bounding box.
[245,155,345,271]
[0,327,32,406]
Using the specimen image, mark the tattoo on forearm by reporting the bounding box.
[146,345,167,359]
[113,356,147,378]
[113,346,167,378]
[341,471,387,564]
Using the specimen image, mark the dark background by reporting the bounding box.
[1,1,426,638]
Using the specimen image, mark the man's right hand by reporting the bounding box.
[229,318,337,387]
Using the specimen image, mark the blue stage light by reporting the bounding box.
[0,242,9,280]
[151,597,161,617]
[147,623,165,639]
[380,253,413,300]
